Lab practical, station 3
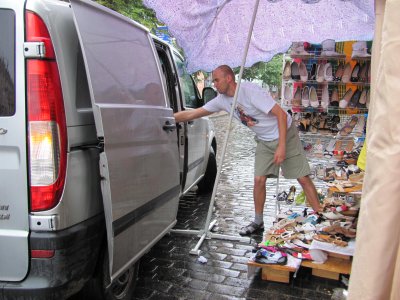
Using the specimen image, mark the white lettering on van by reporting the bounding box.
[0,205,9,210]
[0,214,10,220]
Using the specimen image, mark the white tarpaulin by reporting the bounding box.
[348,1,400,299]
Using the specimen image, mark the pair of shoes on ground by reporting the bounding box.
[253,248,287,265]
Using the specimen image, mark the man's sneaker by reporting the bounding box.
[239,222,264,236]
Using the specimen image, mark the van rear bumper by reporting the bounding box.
[1,214,105,300]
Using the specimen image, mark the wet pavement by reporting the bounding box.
[130,113,346,299]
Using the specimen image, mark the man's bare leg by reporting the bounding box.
[297,175,322,212]
[254,175,267,219]
[239,175,267,235]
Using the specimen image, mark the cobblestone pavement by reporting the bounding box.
[130,114,346,300]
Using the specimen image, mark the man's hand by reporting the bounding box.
[174,107,212,123]
[274,144,286,165]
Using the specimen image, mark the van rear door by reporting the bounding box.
[0,2,29,281]
[70,0,180,281]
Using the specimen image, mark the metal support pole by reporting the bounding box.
[275,172,280,216]
[171,0,261,255]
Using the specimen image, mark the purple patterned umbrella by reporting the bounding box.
[143,0,374,72]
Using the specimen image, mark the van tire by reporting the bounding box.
[197,148,217,195]
[81,248,139,300]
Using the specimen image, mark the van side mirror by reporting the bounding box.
[202,87,217,103]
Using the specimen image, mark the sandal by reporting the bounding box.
[314,234,348,247]
[286,186,296,204]
[271,218,296,230]
[263,235,284,247]
[239,222,264,236]
[277,191,288,202]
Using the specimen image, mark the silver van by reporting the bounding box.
[0,0,217,299]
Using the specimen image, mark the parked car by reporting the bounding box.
[0,0,216,299]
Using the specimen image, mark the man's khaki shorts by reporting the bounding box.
[254,123,311,179]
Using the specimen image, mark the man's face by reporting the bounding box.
[212,69,229,95]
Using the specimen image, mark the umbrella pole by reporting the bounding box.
[171,0,262,255]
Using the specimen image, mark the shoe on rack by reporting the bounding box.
[348,89,361,108]
[323,63,333,82]
[350,63,361,82]
[299,61,308,82]
[316,63,325,83]
[290,41,312,56]
[320,39,341,56]
[292,87,302,107]
[358,62,369,82]
[298,113,311,132]
[341,63,352,83]
[353,115,366,136]
[291,61,300,80]
[330,88,339,107]
[283,61,291,80]
[302,86,310,107]
[309,63,317,80]
[321,84,330,109]
[339,88,354,109]
[283,84,292,106]
[334,63,344,81]
[309,86,319,108]
[239,222,264,236]
[351,41,371,59]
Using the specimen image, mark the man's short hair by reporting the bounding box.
[216,65,235,80]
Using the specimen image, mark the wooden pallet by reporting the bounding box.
[247,256,352,283]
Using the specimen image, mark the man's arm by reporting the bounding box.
[174,107,213,123]
[270,104,288,165]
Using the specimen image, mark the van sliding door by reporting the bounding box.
[71,0,180,281]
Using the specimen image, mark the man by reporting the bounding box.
[174,65,322,236]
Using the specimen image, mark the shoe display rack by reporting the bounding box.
[281,40,371,116]
[280,40,371,160]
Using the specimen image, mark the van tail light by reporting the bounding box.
[31,249,55,259]
[26,11,67,211]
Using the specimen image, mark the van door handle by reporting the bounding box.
[163,121,176,132]
[0,128,7,135]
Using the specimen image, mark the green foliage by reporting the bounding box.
[234,54,283,88]
[95,0,162,32]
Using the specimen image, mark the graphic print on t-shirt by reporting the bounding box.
[235,104,259,127]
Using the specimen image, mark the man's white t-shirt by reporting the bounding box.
[203,82,292,141]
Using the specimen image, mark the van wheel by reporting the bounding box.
[83,249,139,300]
[197,148,217,195]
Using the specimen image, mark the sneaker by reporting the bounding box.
[239,222,264,236]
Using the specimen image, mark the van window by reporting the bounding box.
[0,9,15,116]
[173,54,199,108]
[76,16,166,107]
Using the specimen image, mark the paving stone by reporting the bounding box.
[206,282,247,297]
[186,270,225,284]
[230,263,249,272]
